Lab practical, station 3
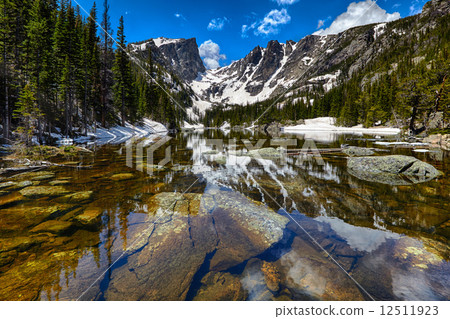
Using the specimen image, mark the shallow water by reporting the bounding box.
[0,129,449,301]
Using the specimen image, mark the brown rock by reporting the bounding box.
[30,220,74,235]
[19,186,70,198]
[73,208,103,229]
[109,173,135,181]
[261,261,281,292]
[193,272,247,301]
[104,189,288,300]
[277,237,365,301]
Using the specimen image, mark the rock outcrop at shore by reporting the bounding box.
[423,134,450,151]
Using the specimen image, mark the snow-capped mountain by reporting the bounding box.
[130,0,448,116]
[191,35,343,106]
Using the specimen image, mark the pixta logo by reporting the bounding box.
[126,136,173,175]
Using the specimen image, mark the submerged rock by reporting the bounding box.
[193,272,247,301]
[393,237,444,270]
[105,193,217,301]
[342,146,375,157]
[104,189,289,300]
[73,208,103,230]
[109,173,135,181]
[348,155,442,185]
[261,261,281,292]
[16,181,33,188]
[247,147,283,159]
[0,182,16,190]
[0,192,24,208]
[59,191,94,203]
[209,190,289,271]
[14,171,55,182]
[31,173,56,181]
[277,237,365,301]
[0,236,43,253]
[49,180,70,186]
[19,186,70,198]
[0,205,73,234]
[0,181,33,193]
[30,220,74,235]
[240,259,274,301]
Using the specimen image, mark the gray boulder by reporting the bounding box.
[348,155,442,185]
[342,146,375,157]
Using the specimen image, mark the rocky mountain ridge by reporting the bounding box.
[130,0,449,117]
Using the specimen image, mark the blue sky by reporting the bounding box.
[73,0,428,68]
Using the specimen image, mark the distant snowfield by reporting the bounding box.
[72,119,167,145]
[283,117,401,137]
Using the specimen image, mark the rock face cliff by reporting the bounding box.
[131,37,206,82]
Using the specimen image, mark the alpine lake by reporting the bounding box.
[0,128,449,301]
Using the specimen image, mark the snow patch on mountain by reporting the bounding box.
[153,37,182,47]
[374,23,387,40]
[309,70,342,92]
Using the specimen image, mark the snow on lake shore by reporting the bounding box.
[283,117,401,135]
[182,121,205,130]
[282,117,401,143]
[71,119,167,145]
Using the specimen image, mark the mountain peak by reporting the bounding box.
[132,37,205,82]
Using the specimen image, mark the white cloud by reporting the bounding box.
[242,8,291,37]
[317,19,325,29]
[314,0,400,36]
[174,13,187,21]
[207,17,229,31]
[272,0,300,6]
[256,8,291,35]
[241,23,257,38]
[199,40,227,69]
[317,16,332,29]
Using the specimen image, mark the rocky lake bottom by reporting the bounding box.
[0,129,449,301]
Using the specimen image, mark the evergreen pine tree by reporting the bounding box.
[13,83,41,146]
[100,0,113,127]
[112,16,135,126]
